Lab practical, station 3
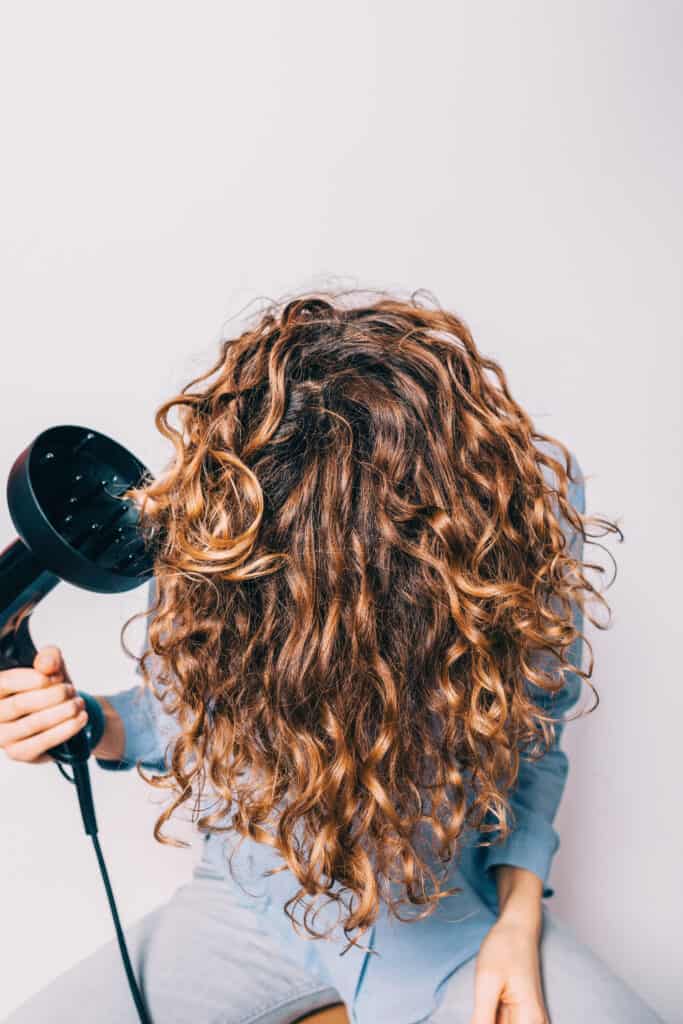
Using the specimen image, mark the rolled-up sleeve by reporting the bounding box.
[480,447,586,898]
[96,579,179,774]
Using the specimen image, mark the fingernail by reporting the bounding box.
[75,696,85,708]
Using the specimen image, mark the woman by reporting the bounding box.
[1,291,662,1023]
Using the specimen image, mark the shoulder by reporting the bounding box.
[531,437,586,560]
[532,436,585,516]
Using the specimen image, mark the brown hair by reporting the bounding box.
[128,288,620,952]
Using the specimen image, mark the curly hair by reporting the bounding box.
[126,288,620,953]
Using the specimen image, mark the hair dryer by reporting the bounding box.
[0,424,154,1023]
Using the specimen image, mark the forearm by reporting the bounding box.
[494,864,543,937]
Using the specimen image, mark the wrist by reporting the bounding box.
[497,899,543,939]
[76,690,105,751]
[494,865,543,935]
[78,692,125,762]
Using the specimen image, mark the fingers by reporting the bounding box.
[0,694,85,746]
[33,645,65,678]
[0,644,68,699]
[3,707,88,763]
[0,667,59,699]
[471,976,547,1024]
[470,972,503,1024]
[0,646,81,765]
[0,681,76,723]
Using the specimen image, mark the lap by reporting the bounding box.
[428,905,663,1023]
[3,874,341,1024]
[4,883,662,1024]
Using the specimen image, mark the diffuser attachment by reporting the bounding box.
[7,424,154,593]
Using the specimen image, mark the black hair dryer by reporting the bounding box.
[0,425,153,816]
[0,425,155,1023]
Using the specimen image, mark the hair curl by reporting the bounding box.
[126,288,621,953]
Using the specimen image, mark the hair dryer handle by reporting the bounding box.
[0,615,91,766]
[0,612,39,671]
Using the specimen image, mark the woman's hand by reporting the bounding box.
[470,865,549,1023]
[470,916,548,1023]
[0,646,87,764]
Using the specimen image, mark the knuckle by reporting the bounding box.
[475,966,500,982]
[3,694,20,719]
[28,669,44,689]
[36,670,59,689]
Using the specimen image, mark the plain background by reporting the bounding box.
[0,2,681,1021]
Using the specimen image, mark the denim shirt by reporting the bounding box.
[98,441,585,1024]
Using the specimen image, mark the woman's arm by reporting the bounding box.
[480,447,586,898]
[84,579,178,774]
[471,865,547,1024]
[470,448,587,1024]
[494,864,543,935]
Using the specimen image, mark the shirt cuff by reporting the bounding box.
[76,690,105,753]
[481,812,560,899]
[93,685,158,772]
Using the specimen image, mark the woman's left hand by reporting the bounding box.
[469,916,549,1024]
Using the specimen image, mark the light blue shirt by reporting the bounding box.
[98,442,585,1024]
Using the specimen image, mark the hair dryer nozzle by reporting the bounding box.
[6,424,154,595]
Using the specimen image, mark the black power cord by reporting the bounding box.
[57,747,152,1024]
[91,833,152,1024]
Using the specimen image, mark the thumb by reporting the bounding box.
[33,645,65,677]
[470,972,503,1024]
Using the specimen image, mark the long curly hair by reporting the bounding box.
[127,288,620,952]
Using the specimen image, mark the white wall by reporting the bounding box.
[0,2,680,1020]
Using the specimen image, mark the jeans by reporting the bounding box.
[3,868,663,1023]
